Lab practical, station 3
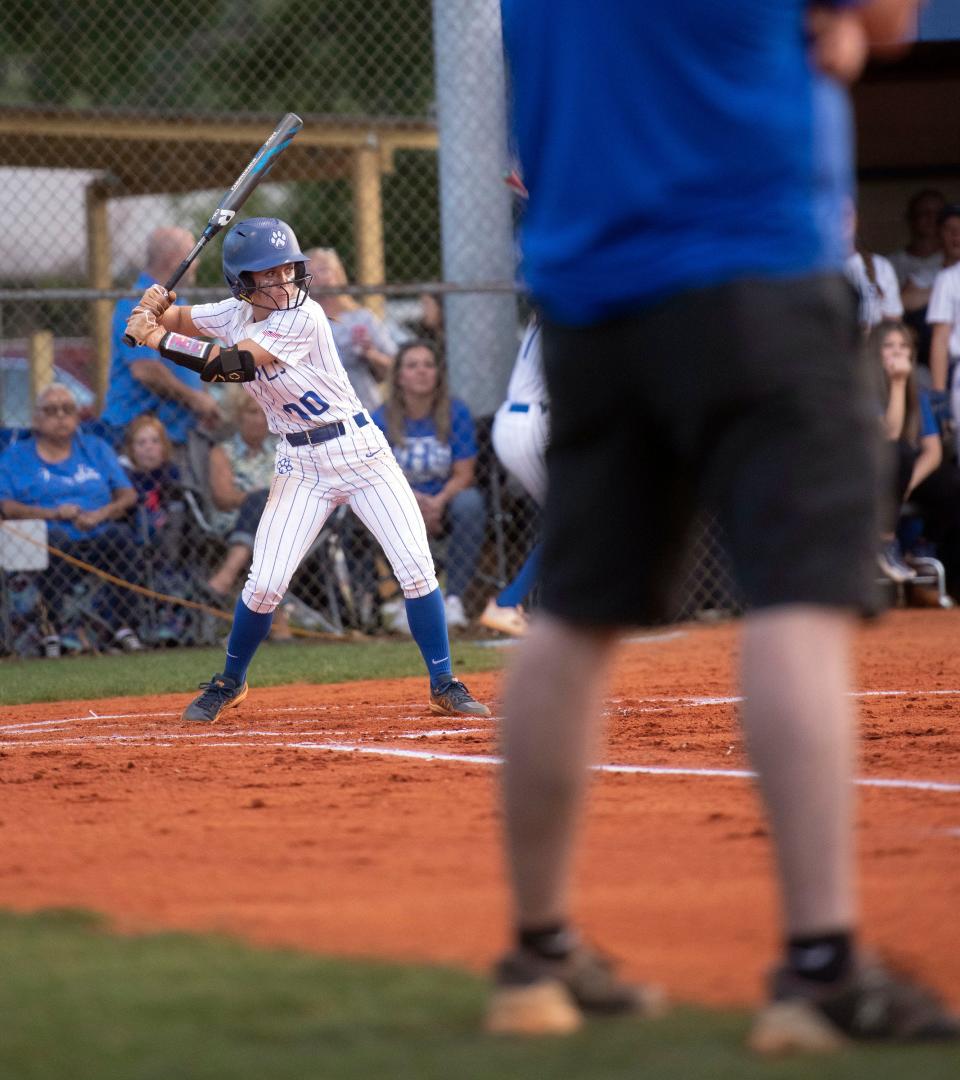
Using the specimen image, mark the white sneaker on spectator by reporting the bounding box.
[380,597,411,635]
[114,627,145,653]
[877,539,916,584]
[444,594,469,630]
[283,594,328,631]
[479,598,529,637]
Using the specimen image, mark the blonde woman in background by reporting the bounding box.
[305,247,397,411]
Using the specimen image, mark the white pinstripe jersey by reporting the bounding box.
[505,317,546,405]
[190,296,366,436]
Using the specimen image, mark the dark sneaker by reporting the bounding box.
[749,959,960,1054]
[486,943,666,1035]
[429,678,491,717]
[182,673,249,723]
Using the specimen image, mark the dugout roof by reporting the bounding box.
[1,44,960,185]
[0,107,437,194]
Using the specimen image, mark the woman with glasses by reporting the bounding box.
[0,384,145,656]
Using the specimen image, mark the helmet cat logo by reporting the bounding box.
[270,229,287,248]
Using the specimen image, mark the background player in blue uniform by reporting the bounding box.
[489,0,958,1050]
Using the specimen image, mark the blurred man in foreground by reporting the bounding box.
[491,0,958,1051]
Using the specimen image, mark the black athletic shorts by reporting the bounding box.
[539,274,882,625]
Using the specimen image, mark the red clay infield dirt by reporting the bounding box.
[1,609,958,1009]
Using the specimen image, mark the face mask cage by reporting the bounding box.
[232,264,312,309]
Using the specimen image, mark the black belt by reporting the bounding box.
[286,411,368,447]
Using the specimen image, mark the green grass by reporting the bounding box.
[1,911,957,1080]
[0,639,508,706]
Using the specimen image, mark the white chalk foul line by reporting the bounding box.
[0,710,180,732]
[1,727,956,794]
[2,687,958,795]
[472,629,688,649]
[4,687,960,733]
[0,729,353,747]
[281,742,960,794]
[394,727,487,739]
[638,689,960,708]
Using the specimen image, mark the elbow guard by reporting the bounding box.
[200,345,256,383]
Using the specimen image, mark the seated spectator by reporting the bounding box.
[928,205,960,408]
[202,392,277,597]
[122,415,184,543]
[888,188,947,294]
[0,384,144,656]
[122,415,193,644]
[101,227,221,452]
[873,321,940,582]
[372,340,486,629]
[908,202,960,375]
[871,319,960,598]
[201,393,298,640]
[845,209,903,332]
[306,247,397,412]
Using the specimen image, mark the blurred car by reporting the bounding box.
[0,341,96,429]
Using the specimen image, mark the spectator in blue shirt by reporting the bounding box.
[0,384,145,656]
[373,340,486,629]
[101,227,221,449]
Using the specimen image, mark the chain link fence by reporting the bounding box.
[0,1,737,658]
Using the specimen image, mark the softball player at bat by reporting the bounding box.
[125,217,489,723]
[480,315,547,637]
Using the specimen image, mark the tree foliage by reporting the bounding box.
[0,0,435,117]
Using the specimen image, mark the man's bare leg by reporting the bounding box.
[740,605,857,936]
[487,614,671,1032]
[501,614,618,927]
[742,605,957,1051]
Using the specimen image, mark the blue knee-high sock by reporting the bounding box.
[405,588,452,688]
[497,543,542,608]
[223,597,274,683]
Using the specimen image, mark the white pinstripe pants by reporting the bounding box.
[241,425,438,613]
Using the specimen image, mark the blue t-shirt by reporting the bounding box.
[0,433,132,541]
[101,271,202,444]
[372,399,477,496]
[919,391,939,439]
[501,0,860,324]
[127,463,182,538]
